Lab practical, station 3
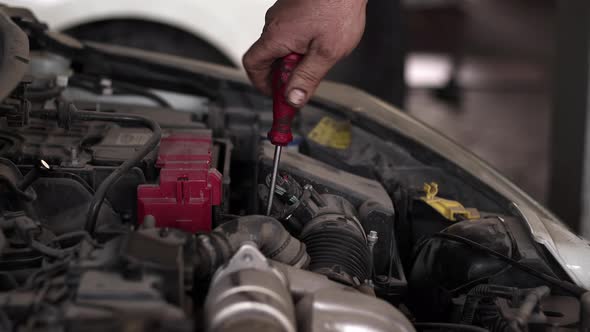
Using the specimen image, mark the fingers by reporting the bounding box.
[243,0,367,105]
[285,42,340,107]
[243,36,292,95]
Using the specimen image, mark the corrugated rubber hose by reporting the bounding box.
[193,215,310,277]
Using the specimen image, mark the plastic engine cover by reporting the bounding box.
[137,132,222,233]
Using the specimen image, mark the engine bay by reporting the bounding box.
[0,6,587,332]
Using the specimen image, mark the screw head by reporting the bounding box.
[367,231,379,244]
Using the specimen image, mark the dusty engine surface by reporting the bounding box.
[0,7,587,332]
[1,111,226,234]
[0,77,412,331]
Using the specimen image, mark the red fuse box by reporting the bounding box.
[137,132,222,233]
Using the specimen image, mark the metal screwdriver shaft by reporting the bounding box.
[266,145,282,216]
[265,53,302,216]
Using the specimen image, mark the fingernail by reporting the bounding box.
[288,89,306,106]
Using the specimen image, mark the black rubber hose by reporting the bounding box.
[467,284,523,299]
[25,86,64,101]
[69,75,172,108]
[431,233,587,296]
[75,110,161,234]
[30,240,71,259]
[193,216,310,277]
[414,322,490,332]
[30,106,162,234]
[51,230,101,248]
[112,81,172,108]
[461,285,524,325]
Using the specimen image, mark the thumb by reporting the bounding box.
[285,45,338,107]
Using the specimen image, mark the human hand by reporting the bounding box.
[243,0,367,107]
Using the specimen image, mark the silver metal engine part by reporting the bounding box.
[296,288,415,332]
[274,262,416,332]
[204,243,296,332]
[205,244,416,332]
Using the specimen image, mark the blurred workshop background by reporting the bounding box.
[404,0,553,205]
[5,0,590,235]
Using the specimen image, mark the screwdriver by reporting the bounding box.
[266,53,303,216]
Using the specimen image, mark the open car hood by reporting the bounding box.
[94,42,590,289]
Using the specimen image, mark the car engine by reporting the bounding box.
[0,5,587,332]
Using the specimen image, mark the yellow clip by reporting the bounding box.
[420,182,480,221]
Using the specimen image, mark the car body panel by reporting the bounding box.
[313,82,590,289]
[1,0,275,66]
[316,85,590,290]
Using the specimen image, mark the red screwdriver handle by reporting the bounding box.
[268,53,303,146]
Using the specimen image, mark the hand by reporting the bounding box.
[243,0,367,107]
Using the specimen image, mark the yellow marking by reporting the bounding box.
[307,117,352,149]
[420,182,480,221]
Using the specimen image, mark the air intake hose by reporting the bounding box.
[193,215,310,278]
[296,187,372,286]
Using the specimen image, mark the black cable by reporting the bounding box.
[51,230,101,248]
[461,284,523,325]
[74,109,161,234]
[67,76,100,93]
[431,233,586,296]
[0,177,35,201]
[112,81,172,108]
[414,322,489,332]
[69,75,172,108]
[449,266,512,295]
[17,19,220,101]
[30,240,70,259]
[30,104,162,235]
[25,86,64,101]
[24,260,69,289]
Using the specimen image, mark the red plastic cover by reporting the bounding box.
[137,132,222,233]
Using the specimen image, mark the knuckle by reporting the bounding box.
[242,50,251,63]
[264,5,277,21]
[242,52,255,70]
[295,68,321,85]
[315,44,341,62]
[263,10,280,34]
[259,32,277,46]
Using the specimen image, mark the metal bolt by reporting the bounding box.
[367,230,378,287]
[367,231,379,249]
[56,75,69,88]
[71,147,79,166]
[99,78,112,88]
[100,78,113,96]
